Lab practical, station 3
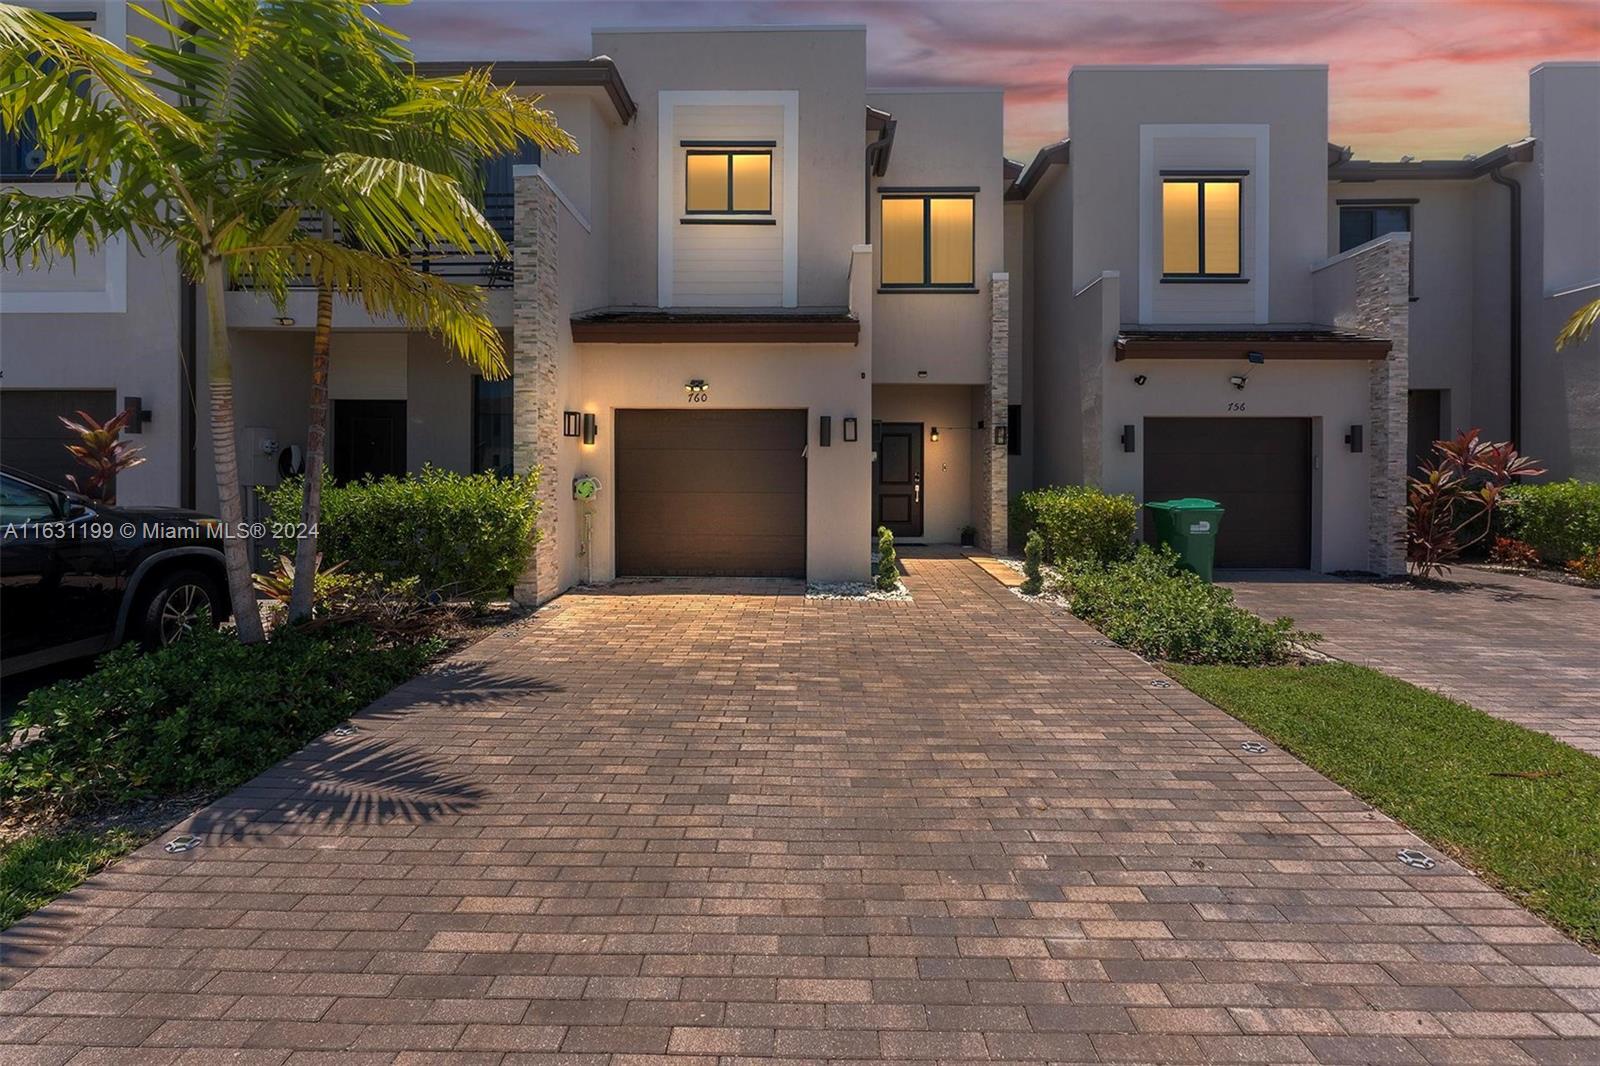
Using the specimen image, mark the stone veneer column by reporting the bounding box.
[512,171,561,605]
[978,272,1010,553]
[1354,236,1411,577]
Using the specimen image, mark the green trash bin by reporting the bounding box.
[1144,498,1225,582]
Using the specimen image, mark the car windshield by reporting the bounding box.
[0,474,58,523]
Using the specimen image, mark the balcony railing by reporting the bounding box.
[232,192,515,291]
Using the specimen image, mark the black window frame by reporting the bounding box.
[470,373,514,478]
[1338,201,1416,298]
[682,144,774,219]
[1,11,96,183]
[878,189,978,293]
[1160,174,1245,282]
[1007,404,1022,456]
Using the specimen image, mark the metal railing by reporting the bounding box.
[232,192,514,291]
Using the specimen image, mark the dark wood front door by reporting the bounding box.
[1144,417,1312,568]
[333,400,407,483]
[614,409,807,577]
[873,421,924,539]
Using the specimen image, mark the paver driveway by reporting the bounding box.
[1221,568,1600,757]
[3,550,1598,1065]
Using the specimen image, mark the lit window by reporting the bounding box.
[684,150,771,214]
[1162,178,1242,278]
[881,194,974,288]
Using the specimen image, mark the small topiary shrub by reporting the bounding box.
[1013,485,1137,566]
[1503,479,1600,566]
[260,466,539,603]
[1054,547,1313,666]
[1020,529,1045,595]
[0,623,441,817]
[875,526,899,592]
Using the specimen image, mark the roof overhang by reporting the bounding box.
[1115,328,1392,361]
[571,307,860,345]
[1330,138,1535,182]
[414,57,637,125]
[1006,138,1069,201]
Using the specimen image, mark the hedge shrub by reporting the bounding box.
[1,623,440,817]
[1055,547,1312,665]
[1013,485,1137,565]
[1504,479,1600,564]
[261,467,539,602]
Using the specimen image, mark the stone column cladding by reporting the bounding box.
[1353,236,1411,576]
[512,172,562,605]
[979,272,1010,552]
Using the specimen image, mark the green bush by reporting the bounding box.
[1504,479,1600,564]
[1020,529,1044,595]
[875,525,899,592]
[0,623,440,817]
[260,466,539,602]
[1055,547,1312,665]
[1013,485,1137,565]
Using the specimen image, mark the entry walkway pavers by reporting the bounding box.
[1222,568,1600,757]
[3,550,1597,1064]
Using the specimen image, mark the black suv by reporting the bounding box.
[1,467,231,678]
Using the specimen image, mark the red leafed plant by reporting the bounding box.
[1488,536,1540,569]
[59,409,146,505]
[1406,429,1544,579]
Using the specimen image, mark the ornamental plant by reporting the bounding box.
[1503,479,1600,565]
[1020,529,1045,595]
[58,408,144,504]
[1406,430,1544,579]
[875,526,899,592]
[1013,485,1137,566]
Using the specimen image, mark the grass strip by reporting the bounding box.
[1,828,150,930]
[1168,661,1600,949]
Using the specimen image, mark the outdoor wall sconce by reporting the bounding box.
[563,411,582,437]
[1133,374,1147,387]
[684,378,709,397]
[274,316,295,327]
[582,413,597,445]
[123,396,152,434]
[993,424,1008,447]
[1121,424,1136,453]
[819,415,831,447]
[1346,424,1364,453]
[929,426,940,442]
[842,417,858,442]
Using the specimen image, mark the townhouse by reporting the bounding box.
[2,6,1595,596]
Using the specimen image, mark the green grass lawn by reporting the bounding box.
[0,828,151,930]
[1169,661,1600,948]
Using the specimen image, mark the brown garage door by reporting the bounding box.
[615,409,806,577]
[1,389,119,489]
[1144,417,1312,568]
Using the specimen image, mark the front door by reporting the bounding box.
[873,421,924,539]
[333,400,407,483]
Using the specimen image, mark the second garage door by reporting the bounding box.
[1144,417,1312,568]
[615,409,807,577]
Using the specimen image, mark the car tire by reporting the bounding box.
[137,569,222,650]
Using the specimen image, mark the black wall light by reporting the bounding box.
[563,411,582,437]
[842,417,858,442]
[1346,424,1364,453]
[123,396,152,434]
[819,415,831,446]
[582,413,597,445]
[1121,424,1136,453]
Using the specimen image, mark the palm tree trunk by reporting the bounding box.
[289,275,334,622]
[203,254,266,644]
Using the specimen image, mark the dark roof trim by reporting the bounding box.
[414,57,637,125]
[866,105,893,132]
[1006,138,1069,201]
[1003,157,1023,182]
[1115,329,1391,362]
[571,308,860,345]
[866,106,896,177]
[1331,137,1535,182]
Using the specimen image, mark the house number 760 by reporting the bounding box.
[688,392,709,403]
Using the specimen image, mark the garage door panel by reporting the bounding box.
[615,409,806,577]
[2,389,118,490]
[1145,418,1311,569]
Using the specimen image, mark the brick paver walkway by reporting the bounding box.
[1222,568,1600,757]
[4,550,1597,1064]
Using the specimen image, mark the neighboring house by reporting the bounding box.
[2,6,1595,593]
[1009,61,1600,573]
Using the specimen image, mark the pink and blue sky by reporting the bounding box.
[389,0,1599,162]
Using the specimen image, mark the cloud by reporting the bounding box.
[389,0,1600,160]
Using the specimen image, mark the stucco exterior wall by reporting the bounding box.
[1027,165,1079,488]
[873,385,972,544]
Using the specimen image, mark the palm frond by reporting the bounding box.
[1555,296,1600,351]
[0,188,163,267]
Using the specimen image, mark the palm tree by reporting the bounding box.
[0,1,570,639]
[1556,297,1598,351]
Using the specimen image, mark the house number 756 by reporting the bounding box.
[1227,401,1246,412]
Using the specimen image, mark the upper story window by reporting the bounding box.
[1339,204,1410,252]
[2,13,95,182]
[683,144,773,216]
[1161,175,1243,280]
[880,191,975,290]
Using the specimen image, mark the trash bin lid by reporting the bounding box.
[1144,497,1222,511]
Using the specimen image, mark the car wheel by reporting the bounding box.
[138,569,221,650]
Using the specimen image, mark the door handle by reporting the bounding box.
[913,475,921,504]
